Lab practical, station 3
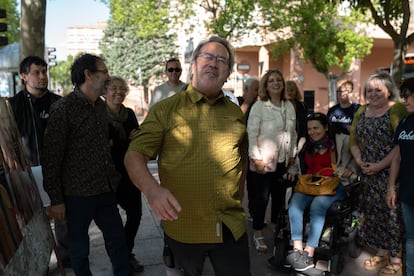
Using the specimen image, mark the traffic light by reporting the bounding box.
[0,9,8,46]
[47,47,57,66]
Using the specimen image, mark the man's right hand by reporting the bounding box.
[51,203,66,220]
[146,185,182,221]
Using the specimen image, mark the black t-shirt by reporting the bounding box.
[393,114,414,206]
[327,103,360,135]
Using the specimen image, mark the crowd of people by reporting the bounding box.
[7,36,414,276]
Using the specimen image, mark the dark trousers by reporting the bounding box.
[252,163,287,230]
[164,225,251,276]
[116,181,142,255]
[245,168,257,217]
[54,218,70,262]
[65,192,131,276]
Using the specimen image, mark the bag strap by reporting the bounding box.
[330,147,337,171]
[315,147,337,175]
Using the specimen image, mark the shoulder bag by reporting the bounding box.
[294,148,340,196]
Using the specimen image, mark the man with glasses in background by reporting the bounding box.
[125,36,251,275]
[149,58,187,107]
[42,53,131,275]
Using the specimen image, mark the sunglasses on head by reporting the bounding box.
[167,67,182,73]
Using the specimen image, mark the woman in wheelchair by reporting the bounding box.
[284,113,348,272]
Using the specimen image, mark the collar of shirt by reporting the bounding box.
[73,87,104,106]
[187,83,226,104]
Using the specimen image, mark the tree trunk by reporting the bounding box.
[20,0,46,60]
[328,74,338,108]
[391,40,406,87]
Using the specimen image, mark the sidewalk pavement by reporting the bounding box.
[48,161,398,276]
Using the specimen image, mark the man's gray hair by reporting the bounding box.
[244,77,259,89]
[190,36,235,74]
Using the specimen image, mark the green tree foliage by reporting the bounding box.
[258,0,372,77]
[256,0,372,104]
[195,0,256,38]
[49,56,74,95]
[0,0,19,45]
[100,20,179,86]
[345,0,414,84]
[106,0,172,37]
[104,0,255,39]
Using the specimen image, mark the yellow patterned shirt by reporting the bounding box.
[128,84,248,243]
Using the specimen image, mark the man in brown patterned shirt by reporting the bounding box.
[42,54,131,276]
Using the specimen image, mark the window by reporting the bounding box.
[304,90,315,114]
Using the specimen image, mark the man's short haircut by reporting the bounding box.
[165,58,180,71]
[337,79,354,91]
[190,36,235,75]
[19,56,47,75]
[400,77,414,98]
[71,53,104,87]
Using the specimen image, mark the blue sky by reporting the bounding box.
[45,0,110,60]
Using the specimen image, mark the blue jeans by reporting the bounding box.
[65,192,131,276]
[402,202,414,276]
[288,184,346,248]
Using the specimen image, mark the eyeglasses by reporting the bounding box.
[167,67,182,73]
[108,86,128,93]
[337,89,350,94]
[197,52,229,65]
[307,112,326,120]
[95,69,109,75]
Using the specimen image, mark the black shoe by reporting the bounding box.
[285,249,301,268]
[130,255,144,273]
[292,251,314,272]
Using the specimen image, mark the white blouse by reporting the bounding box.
[247,99,297,171]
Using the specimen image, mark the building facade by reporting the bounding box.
[63,19,412,115]
[66,21,107,58]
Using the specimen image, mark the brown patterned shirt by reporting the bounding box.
[42,88,120,205]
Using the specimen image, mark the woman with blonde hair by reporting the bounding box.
[350,73,407,275]
[285,80,308,154]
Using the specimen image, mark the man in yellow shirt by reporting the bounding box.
[125,36,250,275]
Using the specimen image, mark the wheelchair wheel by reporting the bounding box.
[347,225,362,258]
[268,237,289,267]
[329,253,344,274]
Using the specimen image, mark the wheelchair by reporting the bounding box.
[268,180,362,276]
